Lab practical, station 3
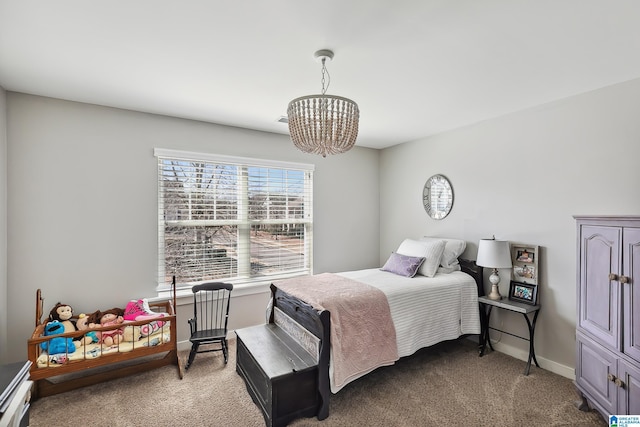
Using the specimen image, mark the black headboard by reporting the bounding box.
[459,258,484,297]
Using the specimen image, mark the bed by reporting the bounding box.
[27,286,183,399]
[266,237,484,421]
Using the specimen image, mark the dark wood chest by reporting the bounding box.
[236,324,319,427]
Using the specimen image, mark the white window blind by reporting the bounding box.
[155,149,314,290]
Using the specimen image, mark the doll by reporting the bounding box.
[91,308,125,346]
[75,312,100,346]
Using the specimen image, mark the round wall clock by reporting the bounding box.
[423,174,454,220]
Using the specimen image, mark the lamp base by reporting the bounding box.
[487,269,502,300]
[488,284,502,300]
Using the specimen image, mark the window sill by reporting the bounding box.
[152,281,272,307]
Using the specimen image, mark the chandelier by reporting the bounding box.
[287,49,360,158]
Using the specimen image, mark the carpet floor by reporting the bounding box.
[28,338,606,426]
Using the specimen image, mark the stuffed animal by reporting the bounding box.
[48,302,76,334]
[122,325,141,342]
[75,313,99,345]
[41,320,76,355]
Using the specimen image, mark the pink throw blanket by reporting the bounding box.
[274,273,399,390]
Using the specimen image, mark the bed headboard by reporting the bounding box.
[459,258,484,297]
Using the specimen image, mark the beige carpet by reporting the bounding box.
[29,338,605,427]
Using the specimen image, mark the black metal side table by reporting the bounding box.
[478,296,541,375]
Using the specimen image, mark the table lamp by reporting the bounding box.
[476,238,513,300]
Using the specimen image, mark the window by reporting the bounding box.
[155,149,313,291]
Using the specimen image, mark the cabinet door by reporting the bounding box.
[623,227,640,363]
[579,225,621,349]
[617,359,640,415]
[576,332,617,416]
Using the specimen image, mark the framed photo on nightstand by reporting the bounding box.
[510,243,539,286]
[509,280,538,305]
[513,265,535,281]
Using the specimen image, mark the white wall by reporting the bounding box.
[0,86,7,364]
[380,77,640,376]
[7,77,640,375]
[5,93,380,363]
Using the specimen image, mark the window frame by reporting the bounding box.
[155,148,314,292]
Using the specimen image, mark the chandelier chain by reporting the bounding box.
[320,58,330,95]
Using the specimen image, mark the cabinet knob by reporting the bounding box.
[619,275,630,284]
[615,377,626,389]
[608,373,616,382]
[609,273,619,281]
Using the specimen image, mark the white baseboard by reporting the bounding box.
[177,331,238,352]
[491,341,575,380]
[178,335,576,380]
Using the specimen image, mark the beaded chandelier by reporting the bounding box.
[287,50,360,158]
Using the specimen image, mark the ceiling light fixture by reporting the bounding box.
[287,49,360,158]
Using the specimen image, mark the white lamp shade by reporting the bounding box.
[476,239,513,269]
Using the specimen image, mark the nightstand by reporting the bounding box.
[478,296,540,375]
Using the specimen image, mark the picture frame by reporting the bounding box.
[513,265,535,281]
[516,249,534,263]
[509,280,538,305]
[510,243,539,285]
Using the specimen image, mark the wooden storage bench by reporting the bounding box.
[236,324,319,427]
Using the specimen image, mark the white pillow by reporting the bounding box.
[437,266,460,274]
[421,237,466,269]
[396,238,446,278]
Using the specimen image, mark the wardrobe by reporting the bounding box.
[575,216,640,417]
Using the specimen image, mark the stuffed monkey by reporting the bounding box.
[49,302,76,334]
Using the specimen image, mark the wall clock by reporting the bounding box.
[423,174,453,220]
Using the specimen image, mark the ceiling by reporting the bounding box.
[1,1,640,150]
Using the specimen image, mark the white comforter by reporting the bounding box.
[337,269,481,364]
